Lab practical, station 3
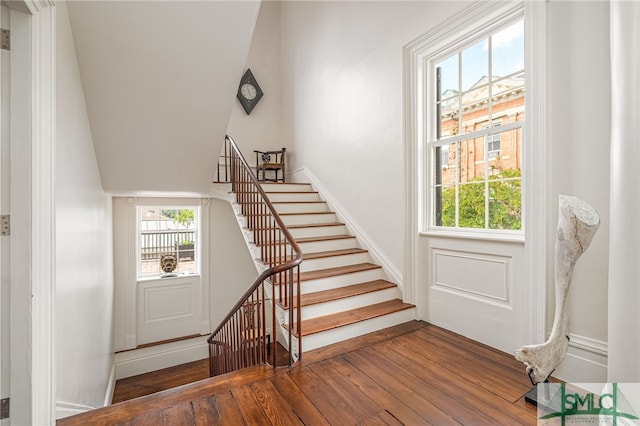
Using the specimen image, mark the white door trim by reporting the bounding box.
[403,1,547,344]
[8,1,56,424]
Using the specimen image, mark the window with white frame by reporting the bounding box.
[138,206,200,277]
[485,122,502,160]
[430,18,524,231]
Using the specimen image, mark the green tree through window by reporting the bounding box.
[441,169,521,230]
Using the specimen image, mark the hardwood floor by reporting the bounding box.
[111,359,210,404]
[111,345,293,404]
[59,321,538,425]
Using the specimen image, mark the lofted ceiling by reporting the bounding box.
[66,1,260,194]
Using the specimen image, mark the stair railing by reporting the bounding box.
[208,135,302,376]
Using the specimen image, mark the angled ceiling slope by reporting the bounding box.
[67,1,260,194]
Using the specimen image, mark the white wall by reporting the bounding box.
[279,0,612,381]
[66,1,261,194]
[227,1,284,160]
[280,1,470,272]
[208,199,258,329]
[55,2,115,417]
[547,1,610,382]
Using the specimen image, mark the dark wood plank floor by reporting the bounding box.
[59,321,538,425]
[111,358,210,404]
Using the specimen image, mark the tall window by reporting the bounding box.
[430,19,524,231]
[138,207,199,277]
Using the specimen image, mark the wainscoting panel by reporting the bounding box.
[432,249,510,305]
[425,235,525,353]
[137,276,203,346]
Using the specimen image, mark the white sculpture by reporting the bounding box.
[515,195,600,384]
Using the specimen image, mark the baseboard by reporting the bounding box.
[299,167,403,288]
[287,168,309,183]
[114,336,209,379]
[56,401,97,420]
[553,333,608,383]
[104,362,117,406]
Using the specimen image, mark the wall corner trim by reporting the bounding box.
[104,362,117,407]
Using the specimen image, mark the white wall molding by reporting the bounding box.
[24,0,55,15]
[199,199,211,335]
[300,167,403,288]
[553,333,608,383]
[55,401,97,421]
[523,0,548,347]
[30,3,57,422]
[112,198,138,351]
[8,1,56,424]
[286,168,308,183]
[104,363,116,407]
[114,336,209,379]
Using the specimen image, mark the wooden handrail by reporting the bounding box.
[208,135,302,376]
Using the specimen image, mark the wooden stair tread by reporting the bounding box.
[291,299,415,337]
[261,182,310,185]
[249,222,344,233]
[280,211,334,216]
[237,201,325,205]
[262,248,367,265]
[272,201,326,205]
[278,279,396,309]
[262,248,368,265]
[295,234,355,244]
[264,191,319,194]
[300,262,381,282]
[304,248,367,260]
[287,222,344,229]
[255,234,354,248]
[299,279,396,306]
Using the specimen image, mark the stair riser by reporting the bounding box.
[289,225,347,239]
[300,308,416,352]
[301,268,384,294]
[265,192,321,202]
[281,213,338,226]
[300,252,371,272]
[260,183,313,192]
[285,288,401,323]
[297,238,358,253]
[274,203,329,214]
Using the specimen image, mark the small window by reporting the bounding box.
[485,123,502,160]
[138,207,199,278]
[440,145,450,167]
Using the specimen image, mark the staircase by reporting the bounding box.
[250,182,415,354]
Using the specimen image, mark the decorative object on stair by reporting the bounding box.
[514,195,600,387]
[254,148,286,182]
[236,68,263,115]
[160,254,178,278]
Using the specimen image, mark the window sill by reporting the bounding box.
[420,229,524,243]
[137,272,200,283]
